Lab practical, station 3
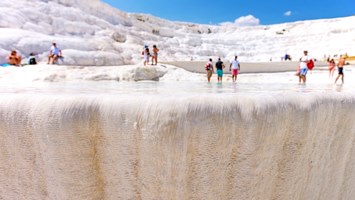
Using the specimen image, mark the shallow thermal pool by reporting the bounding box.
[1,65,355,200]
[0,65,354,96]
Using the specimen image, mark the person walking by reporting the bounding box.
[215,58,225,83]
[335,55,346,84]
[299,50,310,84]
[205,58,214,82]
[230,56,241,82]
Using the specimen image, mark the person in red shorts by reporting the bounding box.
[230,56,241,82]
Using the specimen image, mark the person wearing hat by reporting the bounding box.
[299,50,310,84]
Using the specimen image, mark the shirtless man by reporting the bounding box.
[7,50,22,66]
[335,55,346,84]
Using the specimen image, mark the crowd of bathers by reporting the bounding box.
[4,42,62,67]
[204,51,349,84]
[4,44,349,85]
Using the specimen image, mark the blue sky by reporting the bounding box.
[103,0,354,25]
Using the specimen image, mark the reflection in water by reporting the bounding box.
[335,83,344,92]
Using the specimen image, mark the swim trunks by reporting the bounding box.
[232,69,238,75]
[300,68,308,76]
[217,69,223,77]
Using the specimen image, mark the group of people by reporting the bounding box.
[206,51,348,84]
[142,45,159,66]
[300,50,347,84]
[5,45,350,85]
[5,43,63,66]
[205,56,241,83]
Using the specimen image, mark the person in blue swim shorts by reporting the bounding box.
[299,50,310,84]
[215,58,225,83]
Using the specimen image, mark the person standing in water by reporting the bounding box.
[335,55,346,84]
[142,45,150,66]
[327,58,336,78]
[215,58,225,83]
[230,56,241,82]
[151,45,159,65]
[299,50,310,84]
[205,58,214,82]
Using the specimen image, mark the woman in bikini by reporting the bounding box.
[327,58,336,78]
[152,45,159,65]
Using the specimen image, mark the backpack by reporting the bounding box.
[205,63,212,70]
[29,57,37,65]
[307,59,314,70]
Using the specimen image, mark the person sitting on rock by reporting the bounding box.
[7,50,22,66]
[28,53,37,65]
[47,42,62,64]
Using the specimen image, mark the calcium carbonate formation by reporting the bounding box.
[0,0,354,65]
